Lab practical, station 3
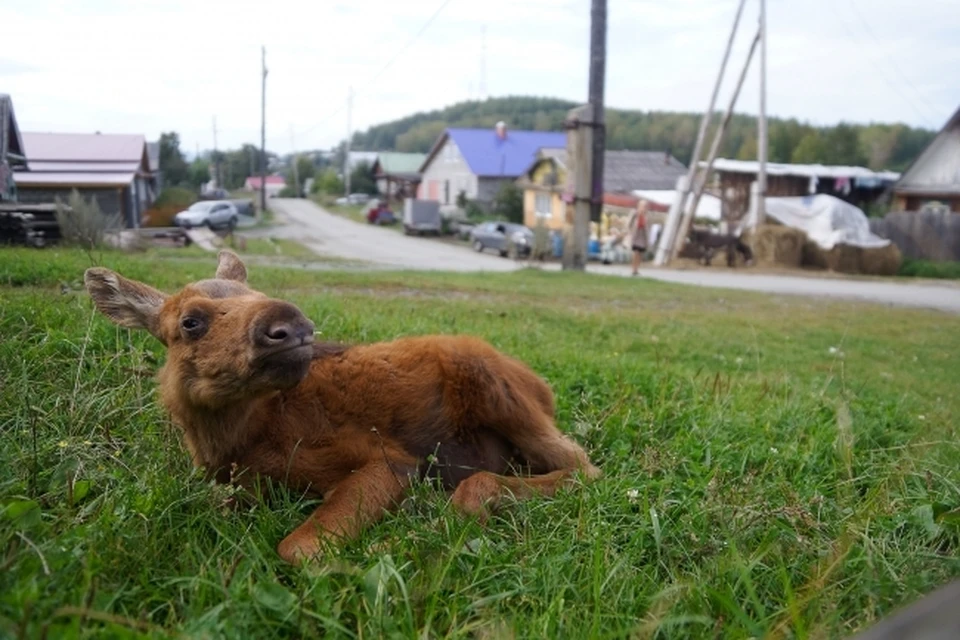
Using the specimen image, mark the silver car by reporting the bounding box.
[173,201,239,230]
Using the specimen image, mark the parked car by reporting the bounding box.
[173,200,239,230]
[469,222,534,258]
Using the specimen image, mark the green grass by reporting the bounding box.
[898,258,960,280]
[1,247,958,639]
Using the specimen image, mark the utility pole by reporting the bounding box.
[259,46,268,220]
[344,87,353,197]
[212,116,221,191]
[479,25,488,100]
[564,0,605,271]
[588,0,606,229]
[757,0,768,226]
[656,0,748,266]
[289,124,300,198]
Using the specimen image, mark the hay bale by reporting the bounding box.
[743,224,805,267]
[860,243,902,276]
[801,241,903,276]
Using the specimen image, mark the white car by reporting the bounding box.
[173,201,239,230]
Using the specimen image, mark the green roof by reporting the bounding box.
[376,152,426,176]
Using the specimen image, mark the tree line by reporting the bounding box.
[350,96,936,171]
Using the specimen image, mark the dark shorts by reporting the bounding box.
[632,245,646,254]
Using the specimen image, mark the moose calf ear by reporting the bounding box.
[84,268,167,337]
[216,250,247,283]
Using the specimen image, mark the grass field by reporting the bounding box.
[1,247,958,639]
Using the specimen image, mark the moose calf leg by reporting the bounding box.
[277,459,410,564]
[451,469,581,521]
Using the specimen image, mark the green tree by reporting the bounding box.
[493,182,524,224]
[349,161,378,195]
[187,159,210,190]
[316,168,343,194]
[821,123,867,166]
[791,131,825,164]
[159,132,190,187]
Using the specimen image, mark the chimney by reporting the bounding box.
[495,121,507,140]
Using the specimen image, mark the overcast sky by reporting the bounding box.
[3,0,958,156]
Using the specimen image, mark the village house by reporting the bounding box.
[516,148,688,231]
[13,131,158,228]
[371,152,425,200]
[418,123,566,209]
[243,174,286,198]
[0,94,26,203]
[703,158,900,222]
[890,105,960,212]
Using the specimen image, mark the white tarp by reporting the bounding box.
[764,194,890,250]
[633,189,722,221]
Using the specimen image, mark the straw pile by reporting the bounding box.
[802,241,902,275]
[743,224,805,267]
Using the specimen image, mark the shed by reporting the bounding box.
[14,132,157,228]
[703,158,900,222]
[890,106,960,212]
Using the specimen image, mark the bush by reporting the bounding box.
[153,187,196,209]
[493,182,524,224]
[278,186,299,198]
[898,258,960,280]
[54,190,121,249]
[316,169,343,195]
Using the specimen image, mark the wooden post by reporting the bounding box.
[653,175,690,266]
[657,0,749,267]
[562,104,594,271]
[757,0,768,225]
[672,27,761,257]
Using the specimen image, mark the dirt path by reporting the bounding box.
[263,198,960,313]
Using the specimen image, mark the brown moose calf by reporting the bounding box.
[84,251,600,563]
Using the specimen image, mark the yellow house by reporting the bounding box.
[517,148,686,235]
[515,149,570,231]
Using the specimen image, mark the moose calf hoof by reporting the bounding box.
[277,533,323,565]
[450,472,500,522]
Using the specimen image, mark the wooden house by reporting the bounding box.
[0,94,26,203]
[13,132,157,228]
[890,106,960,212]
[371,152,425,200]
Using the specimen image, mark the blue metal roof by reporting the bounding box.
[445,128,567,178]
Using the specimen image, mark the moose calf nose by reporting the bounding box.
[253,303,315,349]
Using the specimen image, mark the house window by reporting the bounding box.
[535,192,552,218]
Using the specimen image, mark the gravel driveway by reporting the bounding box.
[263,198,960,313]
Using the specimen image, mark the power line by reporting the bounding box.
[843,0,944,125]
[833,2,940,128]
[286,0,457,147]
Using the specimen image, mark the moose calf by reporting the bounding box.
[84,251,599,563]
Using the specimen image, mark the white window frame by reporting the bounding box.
[535,192,552,219]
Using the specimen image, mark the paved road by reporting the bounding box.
[264,198,960,314]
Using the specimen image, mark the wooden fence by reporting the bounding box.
[869,210,960,261]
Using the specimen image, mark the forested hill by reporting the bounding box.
[350,96,935,172]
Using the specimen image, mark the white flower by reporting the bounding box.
[918,415,926,421]
[626,489,640,503]
[735,357,744,365]
[769,447,779,454]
